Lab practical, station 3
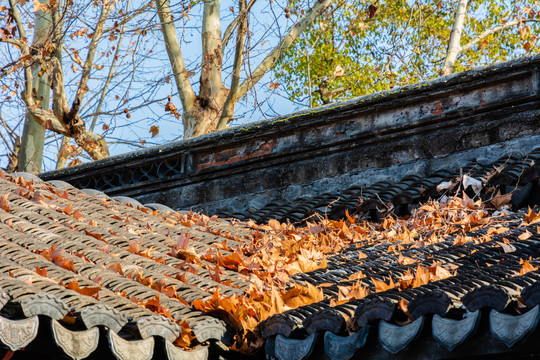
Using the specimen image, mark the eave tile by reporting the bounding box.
[51,318,99,360]
[432,310,480,351]
[378,316,424,354]
[323,325,369,360]
[490,304,540,348]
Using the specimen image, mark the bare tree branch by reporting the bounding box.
[234,0,333,105]
[218,0,247,129]
[72,3,111,113]
[0,61,20,80]
[0,38,23,48]
[221,0,257,56]
[101,1,153,34]
[460,18,540,53]
[154,0,195,126]
[7,0,32,101]
[90,0,131,132]
[440,0,468,76]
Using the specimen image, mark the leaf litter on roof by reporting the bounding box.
[0,170,538,354]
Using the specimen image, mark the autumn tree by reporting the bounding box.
[1,0,113,173]
[274,0,540,107]
[0,0,162,173]
[154,0,335,137]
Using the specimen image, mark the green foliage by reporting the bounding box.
[275,0,540,107]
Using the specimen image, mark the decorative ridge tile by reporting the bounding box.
[165,342,208,360]
[490,304,540,348]
[378,316,424,354]
[80,304,128,333]
[260,313,296,339]
[353,297,396,327]
[108,329,154,360]
[21,293,69,320]
[274,333,317,360]
[432,310,480,351]
[0,315,39,351]
[324,326,369,360]
[303,308,344,335]
[190,318,227,343]
[462,285,510,312]
[51,319,99,360]
[136,315,180,342]
[408,290,451,319]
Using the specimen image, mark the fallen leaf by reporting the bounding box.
[497,241,516,253]
[34,266,47,277]
[522,207,540,225]
[520,260,538,275]
[519,230,532,240]
[66,280,101,299]
[372,277,395,292]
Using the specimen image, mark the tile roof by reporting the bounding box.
[0,172,254,359]
[225,146,540,224]
[0,148,540,359]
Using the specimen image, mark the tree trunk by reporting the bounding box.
[18,0,52,173]
[185,92,228,137]
[186,0,229,137]
[440,0,468,76]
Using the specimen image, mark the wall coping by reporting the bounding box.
[41,54,540,181]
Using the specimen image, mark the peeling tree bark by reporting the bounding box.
[440,0,469,76]
[191,0,229,137]
[18,0,52,173]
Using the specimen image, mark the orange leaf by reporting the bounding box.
[62,204,74,215]
[268,219,281,231]
[108,263,124,275]
[345,209,356,224]
[72,209,84,221]
[140,248,154,258]
[175,272,189,284]
[372,277,395,292]
[213,239,233,251]
[176,233,190,250]
[0,193,10,212]
[127,241,140,254]
[66,280,101,299]
[518,230,532,241]
[412,265,430,288]
[143,294,173,320]
[398,298,409,314]
[207,263,222,283]
[35,266,47,277]
[520,260,538,275]
[173,319,196,349]
[347,271,366,281]
[397,253,417,265]
[523,207,540,225]
[149,125,159,137]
